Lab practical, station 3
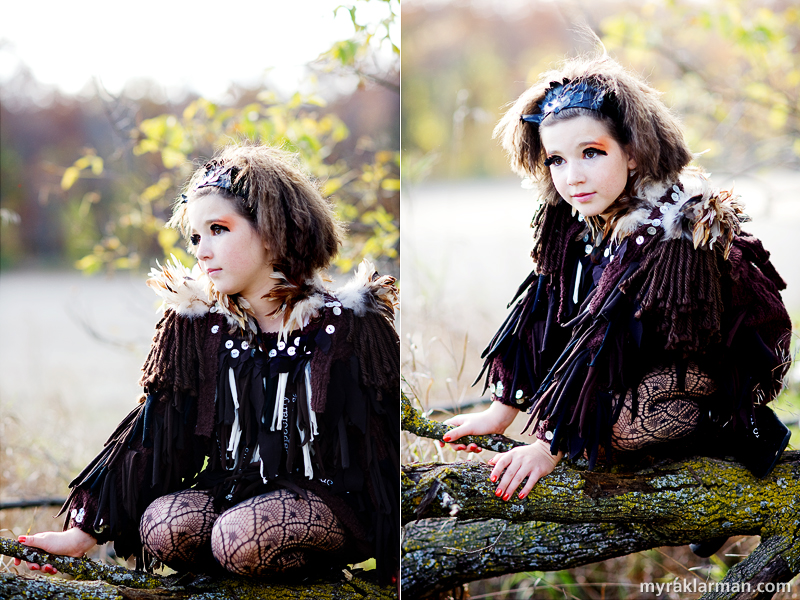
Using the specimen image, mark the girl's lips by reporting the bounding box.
[206,268,222,275]
[572,192,595,203]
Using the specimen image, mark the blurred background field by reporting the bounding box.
[0,0,399,575]
[400,0,800,598]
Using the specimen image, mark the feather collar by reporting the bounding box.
[146,257,397,339]
[585,167,748,258]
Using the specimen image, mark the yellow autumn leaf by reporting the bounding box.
[61,166,80,190]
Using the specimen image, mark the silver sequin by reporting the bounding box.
[210,306,218,313]
[583,234,589,242]
[211,325,220,334]
[277,341,286,350]
[584,244,593,254]
[225,340,234,349]
[231,349,240,358]
[294,338,301,346]
[326,325,336,334]
[603,247,610,257]
[636,236,645,245]
[515,389,523,399]
[652,218,661,227]
[241,341,249,350]
[287,347,296,356]
[325,302,335,308]
[545,431,554,441]
[268,349,277,358]
[647,226,657,235]
[333,306,342,316]
[659,205,668,214]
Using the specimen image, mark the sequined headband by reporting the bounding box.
[521,80,609,125]
[181,160,249,203]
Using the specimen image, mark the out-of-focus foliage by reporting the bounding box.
[1,0,399,276]
[401,0,800,181]
[600,0,800,175]
[318,0,400,92]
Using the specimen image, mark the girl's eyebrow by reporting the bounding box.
[201,216,232,226]
[578,139,607,148]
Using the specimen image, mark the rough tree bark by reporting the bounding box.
[0,538,396,600]
[401,394,800,600]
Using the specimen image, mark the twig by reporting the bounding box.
[0,498,66,511]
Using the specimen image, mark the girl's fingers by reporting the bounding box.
[518,472,541,499]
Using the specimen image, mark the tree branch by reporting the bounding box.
[401,391,525,453]
[0,538,396,599]
[401,399,800,599]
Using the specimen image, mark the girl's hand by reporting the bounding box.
[488,438,563,500]
[439,401,519,452]
[14,528,97,575]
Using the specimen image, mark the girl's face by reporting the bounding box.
[540,115,636,218]
[186,191,273,299]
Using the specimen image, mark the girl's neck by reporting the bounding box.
[241,292,283,333]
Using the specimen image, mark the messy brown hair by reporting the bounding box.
[494,54,693,204]
[169,144,344,283]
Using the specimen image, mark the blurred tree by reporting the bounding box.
[600,0,800,176]
[58,0,399,276]
[400,0,800,182]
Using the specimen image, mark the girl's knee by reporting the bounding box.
[139,490,218,568]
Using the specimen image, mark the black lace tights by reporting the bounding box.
[611,363,716,451]
[139,489,345,575]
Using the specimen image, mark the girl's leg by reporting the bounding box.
[139,489,220,570]
[611,363,714,451]
[211,489,345,577]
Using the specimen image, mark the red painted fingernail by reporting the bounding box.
[18,536,26,543]
[503,493,511,501]
[490,475,497,483]
[495,488,502,497]
[443,435,451,442]
[518,492,525,499]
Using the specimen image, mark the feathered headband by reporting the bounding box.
[181,160,250,204]
[521,79,616,125]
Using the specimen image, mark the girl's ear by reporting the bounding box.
[625,147,637,171]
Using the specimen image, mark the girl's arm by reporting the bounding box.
[439,401,520,452]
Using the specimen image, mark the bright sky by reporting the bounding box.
[0,0,395,101]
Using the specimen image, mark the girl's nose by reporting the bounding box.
[567,163,585,185]
[196,238,212,261]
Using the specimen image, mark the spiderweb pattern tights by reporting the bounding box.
[610,362,716,451]
[139,489,345,575]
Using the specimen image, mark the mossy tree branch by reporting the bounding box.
[0,538,396,600]
[401,399,800,600]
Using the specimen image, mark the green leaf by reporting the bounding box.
[75,253,102,274]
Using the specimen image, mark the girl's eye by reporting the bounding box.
[544,155,563,167]
[584,148,607,159]
[210,224,228,235]
[190,234,200,246]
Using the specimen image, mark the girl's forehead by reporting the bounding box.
[186,192,238,223]
[540,115,617,149]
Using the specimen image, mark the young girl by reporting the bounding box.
[443,55,792,541]
[16,145,400,581]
